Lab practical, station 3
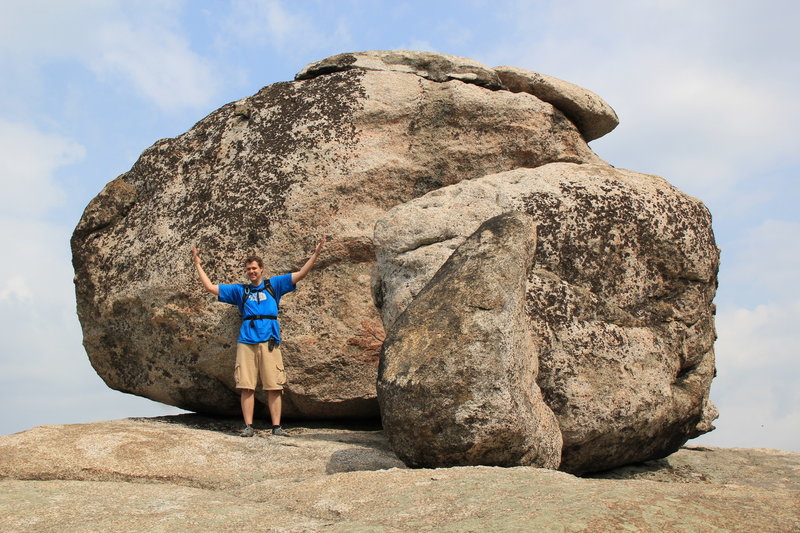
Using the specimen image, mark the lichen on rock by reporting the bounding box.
[71,50,602,420]
[72,50,720,475]
[373,163,719,473]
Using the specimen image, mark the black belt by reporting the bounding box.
[242,316,279,350]
[244,314,277,328]
[244,315,277,321]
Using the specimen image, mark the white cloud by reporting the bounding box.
[693,394,800,452]
[220,0,365,61]
[722,220,800,304]
[594,61,797,198]
[0,276,34,303]
[0,0,216,112]
[0,120,85,217]
[716,301,800,373]
[481,1,800,202]
[0,0,113,57]
[0,217,77,384]
[438,20,475,49]
[226,0,315,50]
[0,219,74,304]
[0,122,81,317]
[400,39,438,53]
[699,219,800,451]
[92,20,217,111]
[695,218,800,452]
[693,299,800,451]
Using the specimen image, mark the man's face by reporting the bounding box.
[245,261,263,284]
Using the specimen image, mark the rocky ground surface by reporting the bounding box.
[1,415,798,532]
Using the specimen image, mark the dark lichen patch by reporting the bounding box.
[72,178,137,239]
[73,69,366,287]
[71,69,368,407]
[518,172,717,327]
[294,53,359,80]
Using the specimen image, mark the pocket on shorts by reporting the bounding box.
[234,364,241,386]
[275,364,287,386]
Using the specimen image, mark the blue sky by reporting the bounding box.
[1,0,797,451]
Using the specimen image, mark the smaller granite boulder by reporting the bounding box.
[378,212,562,469]
[374,163,719,473]
[494,65,619,141]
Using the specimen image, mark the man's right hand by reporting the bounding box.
[192,246,219,296]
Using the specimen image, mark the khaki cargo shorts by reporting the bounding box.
[234,342,286,391]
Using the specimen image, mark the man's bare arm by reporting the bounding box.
[292,237,325,285]
[193,246,220,296]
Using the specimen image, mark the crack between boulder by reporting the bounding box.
[16,469,219,490]
[394,235,462,256]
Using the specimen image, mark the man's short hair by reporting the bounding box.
[245,255,263,268]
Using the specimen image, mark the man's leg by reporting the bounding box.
[267,389,281,427]
[261,343,288,435]
[240,388,255,425]
[235,343,258,436]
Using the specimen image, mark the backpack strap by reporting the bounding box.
[241,279,278,328]
[243,314,278,329]
[241,279,276,306]
[264,278,276,299]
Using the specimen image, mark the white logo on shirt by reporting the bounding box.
[248,292,269,303]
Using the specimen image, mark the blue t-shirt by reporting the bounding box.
[218,273,296,344]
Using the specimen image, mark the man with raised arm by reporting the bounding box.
[192,238,325,437]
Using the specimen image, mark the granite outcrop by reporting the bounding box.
[71,50,719,474]
[71,50,606,420]
[1,418,797,532]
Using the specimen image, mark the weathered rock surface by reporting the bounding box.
[71,51,603,419]
[494,65,619,141]
[1,418,798,532]
[373,162,719,473]
[378,212,562,468]
[295,49,505,90]
[297,51,619,143]
[72,49,716,476]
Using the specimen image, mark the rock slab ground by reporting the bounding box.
[1,416,797,532]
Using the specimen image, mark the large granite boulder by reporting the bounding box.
[373,162,719,473]
[71,50,605,419]
[378,212,562,468]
